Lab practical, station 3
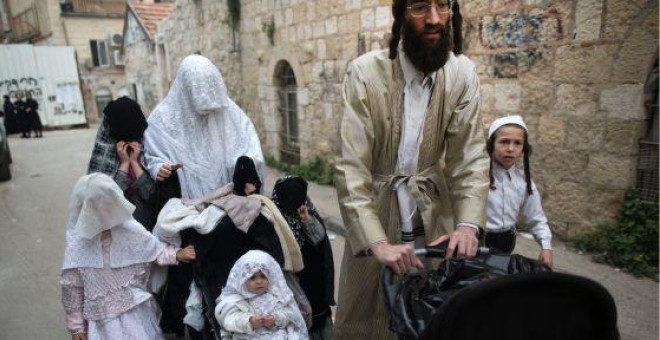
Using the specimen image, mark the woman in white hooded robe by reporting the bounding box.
[143,54,265,201]
[143,54,265,337]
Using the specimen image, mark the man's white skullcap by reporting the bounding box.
[488,115,528,139]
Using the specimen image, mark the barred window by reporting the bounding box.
[276,61,300,164]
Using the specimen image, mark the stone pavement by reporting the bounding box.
[262,167,660,340]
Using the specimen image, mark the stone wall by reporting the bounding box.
[464,0,658,237]
[156,0,658,237]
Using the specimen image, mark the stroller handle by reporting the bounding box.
[414,246,490,257]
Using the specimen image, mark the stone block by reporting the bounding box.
[554,44,617,84]
[565,117,605,151]
[553,84,596,117]
[604,120,647,156]
[480,83,495,116]
[462,0,490,16]
[375,6,391,29]
[543,180,590,226]
[494,82,521,113]
[312,21,326,38]
[537,116,564,146]
[325,16,338,35]
[470,54,493,79]
[534,144,589,179]
[603,0,645,40]
[586,189,626,222]
[574,0,602,41]
[517,47,554,81]
[586,154,637,189]
[306,2,316,22]
[521,79,554,113]
[492,0,521,12]
[361,8,375,30]
[600,84,646,120]
[285,8,293,26]
[611,29,658,83]
[298,87,310,106]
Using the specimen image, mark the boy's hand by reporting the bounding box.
[72,333,87,340]
[539,249,553,268]
[176,245,196,263]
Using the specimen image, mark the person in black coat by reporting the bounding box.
[272,176,336,339]
[2,95,18,134]
[14,93,30,138]
[25,92,43,138]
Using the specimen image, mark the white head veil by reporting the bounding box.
[143,55,265,200]
[216,250,307,338]
[61,173,165,269]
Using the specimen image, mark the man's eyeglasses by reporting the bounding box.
[407,1,452,17]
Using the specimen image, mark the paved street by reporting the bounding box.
[0,126,657,339]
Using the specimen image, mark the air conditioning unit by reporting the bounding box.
[109,32,123,47]
[114,50,125,66]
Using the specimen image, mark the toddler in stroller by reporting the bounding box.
[154,156,307,339]
[214,250,309,339]
[382,243,620,340]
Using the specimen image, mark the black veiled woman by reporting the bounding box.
[273,176,336,339]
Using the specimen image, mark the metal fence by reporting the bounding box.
[636,141,659,203]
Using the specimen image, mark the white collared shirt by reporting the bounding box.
[487,163,552,250]
[397,46,436,175]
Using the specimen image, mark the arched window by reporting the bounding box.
[95,87,113,119]
[276,60,299,164]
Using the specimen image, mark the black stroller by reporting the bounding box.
[382,243,620,340]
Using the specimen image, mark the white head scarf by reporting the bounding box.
[61,173,165,269]
[216,250,307,338]
[143,55,265,200]
[488,115,528,139]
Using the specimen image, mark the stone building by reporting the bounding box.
[150,0,658,238]
[122,2,174,114]
[0,0,130,124]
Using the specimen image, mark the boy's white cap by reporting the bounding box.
[488,115,528,139]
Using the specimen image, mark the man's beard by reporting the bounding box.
[402,20,452,74]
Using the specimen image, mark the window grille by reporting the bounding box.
[277,62,299,164]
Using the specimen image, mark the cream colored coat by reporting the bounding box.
[333,49,489,339]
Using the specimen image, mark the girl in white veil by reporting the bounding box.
[215,250,308,340]
[143,54,265,200]
[60,173,196,339]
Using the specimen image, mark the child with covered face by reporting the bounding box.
[60,173,195,340]
[214,250,308,339]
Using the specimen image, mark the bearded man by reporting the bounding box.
[333,1,490,338]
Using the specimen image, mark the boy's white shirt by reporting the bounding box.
[487,162,552,250]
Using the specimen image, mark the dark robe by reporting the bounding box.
[3,99,19,134]
[25,98,42,135]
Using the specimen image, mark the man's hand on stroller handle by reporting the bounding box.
[429,225,479,259]
[371,242,424,275]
